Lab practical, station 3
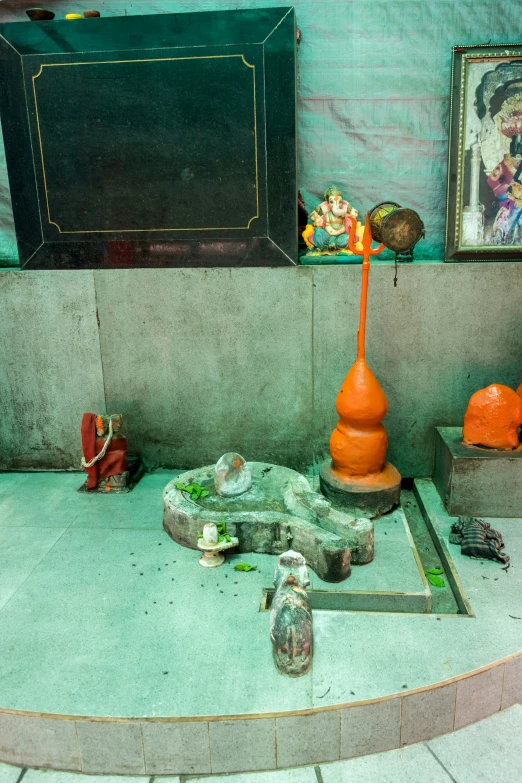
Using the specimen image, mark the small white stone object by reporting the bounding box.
[202,522,218,545]
[197,528,239,568]
[214,452,252,497]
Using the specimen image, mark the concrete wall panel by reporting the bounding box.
[93,267,314,469]
[0,271,106,469]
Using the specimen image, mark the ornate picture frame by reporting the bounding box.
[445,43,522,261]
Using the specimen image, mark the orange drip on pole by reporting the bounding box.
[352,213,384,362]
[328,214,399,487]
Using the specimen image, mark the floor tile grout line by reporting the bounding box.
[452,675,458,730]
[139,723,146,776]
[0,525,72,614]
[425,742,459,783]
[500,660,506,710]
[76,719,85,774]
[207,720,212,774]
[14,768,27,783]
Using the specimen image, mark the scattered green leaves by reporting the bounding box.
[197,520,232,543]
[216,521,231,543]
[424,567,445,588]
[175,482,210,501]
[234,562,258,572]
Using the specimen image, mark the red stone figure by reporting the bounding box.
[80,413,128,491]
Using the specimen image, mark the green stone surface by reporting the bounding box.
[309,506,422,594]
[0,470,522,718]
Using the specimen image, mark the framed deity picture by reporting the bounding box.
[445,43,522,261]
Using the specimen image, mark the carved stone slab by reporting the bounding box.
[163,462,374,583]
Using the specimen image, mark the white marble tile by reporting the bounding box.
[321,742,453,782]
[142,720,210,775]
[76,721,144,774]
[401,683,456,745]
[276,710,340,768]
[454,666,503,729]
[341,698,400,758]
[501,656,522,710]
[0,763,22,783]
[428,703,522,782]
[210,718,275,774]
[14,716,80,771]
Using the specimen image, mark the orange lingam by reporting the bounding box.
[463,384,522,450]
[320,214,401,516]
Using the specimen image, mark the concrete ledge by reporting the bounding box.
[433,426,522,517]
[0,654,519,775]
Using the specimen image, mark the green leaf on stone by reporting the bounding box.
[426,568,444,575]
[234,563,258,572]
[427,573,445,588]
[200,490,210,498]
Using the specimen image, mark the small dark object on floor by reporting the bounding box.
[450,517,510,566]
[26,8,55,20]
[83,10,100,17]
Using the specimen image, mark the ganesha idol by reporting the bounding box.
[302,185,365,256]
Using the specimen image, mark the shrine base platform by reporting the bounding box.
[0,471,521,775]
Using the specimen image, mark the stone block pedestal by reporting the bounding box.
[433,426,522,517]
[319,460,401,518]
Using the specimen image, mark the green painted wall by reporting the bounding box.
[0,0,520,262]
[1,3,522,478]
[1,263,522,476]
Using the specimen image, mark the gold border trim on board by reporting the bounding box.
[31,54,259,234]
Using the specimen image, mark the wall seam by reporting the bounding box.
[92,270,108,414]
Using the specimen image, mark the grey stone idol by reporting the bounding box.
[163,457,374,583]
[270,551,312,678]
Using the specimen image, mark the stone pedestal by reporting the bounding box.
[433,426,522,517]
[319,459,401,518]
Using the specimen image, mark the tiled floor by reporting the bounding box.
[1,705,521,782]
[0,470,522,719]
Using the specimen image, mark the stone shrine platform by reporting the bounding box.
[0,470,521,775]
[434,426,522,517]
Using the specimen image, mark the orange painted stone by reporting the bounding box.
[463,384,522,450]
[320,214,401,517]
[330,358,388,477]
